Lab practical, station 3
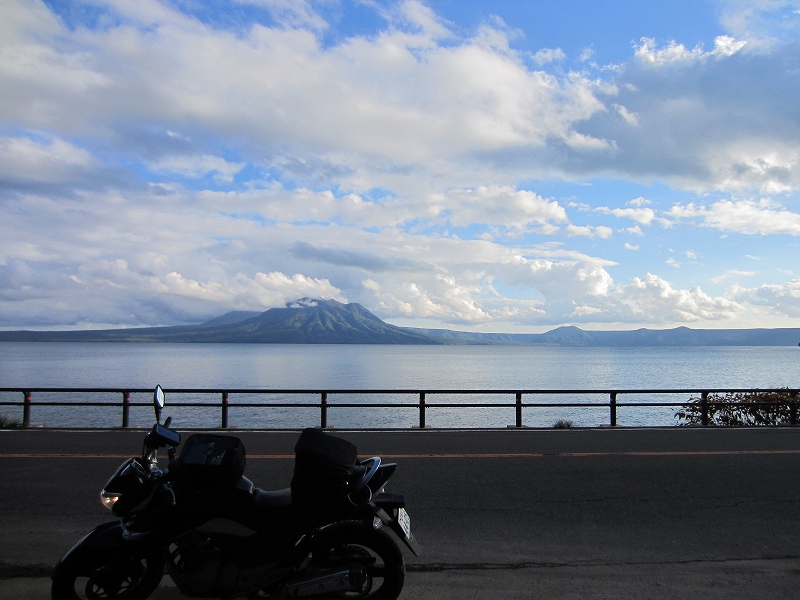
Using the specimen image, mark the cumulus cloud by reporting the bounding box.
[633,35,746,65]
[564,224,614,238]
[617,273,741,322]
[532,47,566,65]
[730,278,800,317]
[595,205,656,225]
[665,198,800,235]
[434,186,568,231]
[575,35,800,194]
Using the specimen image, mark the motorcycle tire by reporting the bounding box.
[51,553,165,600]
[311,522,405,600]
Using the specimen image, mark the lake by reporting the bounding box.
[0,342,798,429]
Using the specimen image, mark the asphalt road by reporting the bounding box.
[2,427,800,599]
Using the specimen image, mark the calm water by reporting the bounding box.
[0,343,798,429]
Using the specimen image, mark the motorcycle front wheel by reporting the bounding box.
[311,523,405,600]
[51,554,165,600]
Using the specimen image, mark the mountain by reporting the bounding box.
[198,311,262,327]
[0,299,444,344]
[0,299,799,345]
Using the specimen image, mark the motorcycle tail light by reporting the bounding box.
[101,491,122,510]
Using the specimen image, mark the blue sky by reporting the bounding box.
[2,0,800,332]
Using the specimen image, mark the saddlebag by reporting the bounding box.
[177,433,246,488]
[291,428,356,511]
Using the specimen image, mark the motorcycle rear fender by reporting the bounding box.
[52,521,158,579]
[369,493,421,557]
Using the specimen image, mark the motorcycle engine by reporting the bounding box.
[169,534,286,596]
[169,535,224,595]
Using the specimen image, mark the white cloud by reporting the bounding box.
[712,35,748,56]
[634,38,705,65]
[617,273,741,322]
[731,278,800,317]
[633,35,746,66]
[624,242,639,250]
[613,103,639,126]
[532,48,566,65]
[622,225,644,236]
[0,0,613,196]
[564,224,613,238]
[666,198,800,235]
[716,1,800,46]
[149,155,246,182]
[595,205,656,225]
[0,135,96,183]
[435,186,568,231]
[710,269,756,284]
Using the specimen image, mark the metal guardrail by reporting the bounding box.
[1,387,798,429]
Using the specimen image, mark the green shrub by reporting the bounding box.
[675,390,796,426]
[0,413,22,429]
[553,419,574,429]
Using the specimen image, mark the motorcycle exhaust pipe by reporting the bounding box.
[286,566,367,598]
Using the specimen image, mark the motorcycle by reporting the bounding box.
[52,386,420,600]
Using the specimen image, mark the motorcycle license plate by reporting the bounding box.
[398,508,412,539]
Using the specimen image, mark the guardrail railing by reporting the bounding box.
[1,387,798,429]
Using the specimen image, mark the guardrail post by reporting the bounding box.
[515,392,523,428]
[221,392,229,429]
[22,390,31,428]
[320,392,328,429]
[419,393,426,428]
[610,392,617,427]
[701,392,709,426]
[122,392,131,428]
[791,391,798,426]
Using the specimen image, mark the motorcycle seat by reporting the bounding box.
[252,487,293,510]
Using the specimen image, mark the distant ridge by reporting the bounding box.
[0,299,799,346]
[414,324,800,346]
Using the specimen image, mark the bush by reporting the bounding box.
[553,419,574,429]
[675,390,796,426]
[0,413,22,429]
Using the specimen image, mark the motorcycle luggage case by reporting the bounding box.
[291,428,356,508]
[177,433,246,488]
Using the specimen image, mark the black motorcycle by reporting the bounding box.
[52,386,420,600]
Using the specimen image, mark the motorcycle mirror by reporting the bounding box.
[154,385,165,423]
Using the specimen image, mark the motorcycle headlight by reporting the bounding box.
[101,491,122,510]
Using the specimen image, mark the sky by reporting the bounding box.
[2,0,800,332]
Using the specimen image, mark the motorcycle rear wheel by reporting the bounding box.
[51,554,164,600]
[311,523,405,600]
